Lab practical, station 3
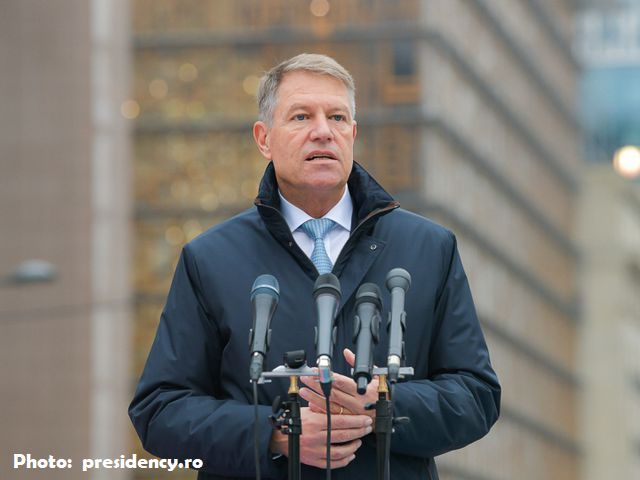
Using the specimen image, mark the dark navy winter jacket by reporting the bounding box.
[129,162,501,479]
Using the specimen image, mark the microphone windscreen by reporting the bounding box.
[385,268,411,291]
[355,283,382,309]
[251,274,280,301]
[313,273,341,300]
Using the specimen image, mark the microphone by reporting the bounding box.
[313,273,341,391]
[386,268,411,383]
[353,283,382,395]
[249,274,280,382]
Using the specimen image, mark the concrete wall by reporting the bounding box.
[0,1,132,478]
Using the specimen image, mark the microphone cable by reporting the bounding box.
[321,382,332,480]
[253,380,261,480]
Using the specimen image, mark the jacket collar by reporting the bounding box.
[253,161,400,281]
[254,161,399,229]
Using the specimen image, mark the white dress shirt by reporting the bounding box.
[278,187,353,265]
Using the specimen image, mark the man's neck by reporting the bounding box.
[279,186,346,218]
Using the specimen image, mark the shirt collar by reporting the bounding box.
[278,187,353,233]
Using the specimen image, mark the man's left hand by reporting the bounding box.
[300,348,379,420]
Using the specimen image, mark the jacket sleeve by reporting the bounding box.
[390,233,501,458]
[128,246,283,478]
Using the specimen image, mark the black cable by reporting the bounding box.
[325,393,332,480]
[320,382,332,480]
[253,381,261,480]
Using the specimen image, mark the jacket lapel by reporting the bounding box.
[334,234,386,309]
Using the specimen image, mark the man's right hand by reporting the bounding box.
[269,406,372,469]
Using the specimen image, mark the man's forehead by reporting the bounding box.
[275,72,350,111]
[282,98,350,112]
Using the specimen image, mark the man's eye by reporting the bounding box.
[293,114,307,121]
[331,114,346,121]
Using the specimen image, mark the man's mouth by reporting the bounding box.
[305,152,338,161]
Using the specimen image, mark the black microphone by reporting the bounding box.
[249,274,280,382]
[353,283,382,395]
[313,273,341,390]
[386,268,411,383]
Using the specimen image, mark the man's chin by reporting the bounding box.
[303,177,347,193]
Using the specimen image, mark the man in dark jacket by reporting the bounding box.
[129,53,500,479]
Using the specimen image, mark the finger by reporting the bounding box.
[331,414,373,430]
[302,383,376,420]
[301,371,358,398]
[300,374,323,391]
[300,407,371,433]
[328,454,356,469]
[306,408,372,431]
[305,453,356,470]
[330,425,373,443]
[300,372,319,388]
[329,371,360,397]
[320,385,376,417]
[301,370,360,400]
[309,402,325,414]
[328,439,363,460]
[343,348,355,367]
[303,410,372,434]
[343,348,381,386]
[303,439,361,467]
[300,387,328,409]
[300,387,352,415]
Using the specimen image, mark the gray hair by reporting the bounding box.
[257,53,356,125]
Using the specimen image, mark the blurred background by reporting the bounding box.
[1,0,639,479]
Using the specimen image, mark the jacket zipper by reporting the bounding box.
[333,202,399,268]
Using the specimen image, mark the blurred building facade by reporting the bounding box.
[0,1,132,479]
[131,1,582,479]
[576,0,640,478]
[578,164,640,480]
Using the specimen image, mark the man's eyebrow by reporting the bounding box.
[285,103,309,113]
[284,102,350,115]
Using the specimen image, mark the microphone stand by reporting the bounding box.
[278,376,302,480]
[374,374,391,480]
[365,367,413,480]
[263,350,317,480]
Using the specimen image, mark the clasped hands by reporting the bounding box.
[269,348,379,469]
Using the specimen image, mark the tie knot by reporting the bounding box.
[300,218,336,241]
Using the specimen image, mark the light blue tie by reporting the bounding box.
[300,218,337,274]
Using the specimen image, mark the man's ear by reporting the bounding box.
[352,120,357,140]
[253,121,272,160]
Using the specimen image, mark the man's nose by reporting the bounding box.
[309,116,334,141]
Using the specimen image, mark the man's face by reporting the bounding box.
[253,71,357,202]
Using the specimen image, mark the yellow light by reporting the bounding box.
[310,0,330,17]
[149,78,168,99]
[186,101,206,119]
[183,219,203,241]
[613,145,640,179]
[178,63,198,82]
[120,99,140,119]
[200,192,219,211]
[170,180,190,200]
[165,98,186,119]
[242,75,260,96]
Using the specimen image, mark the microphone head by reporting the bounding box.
[355,283,382,309]
[251,274,280,301]
[386,268,411,292]
[313,273,341,301]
